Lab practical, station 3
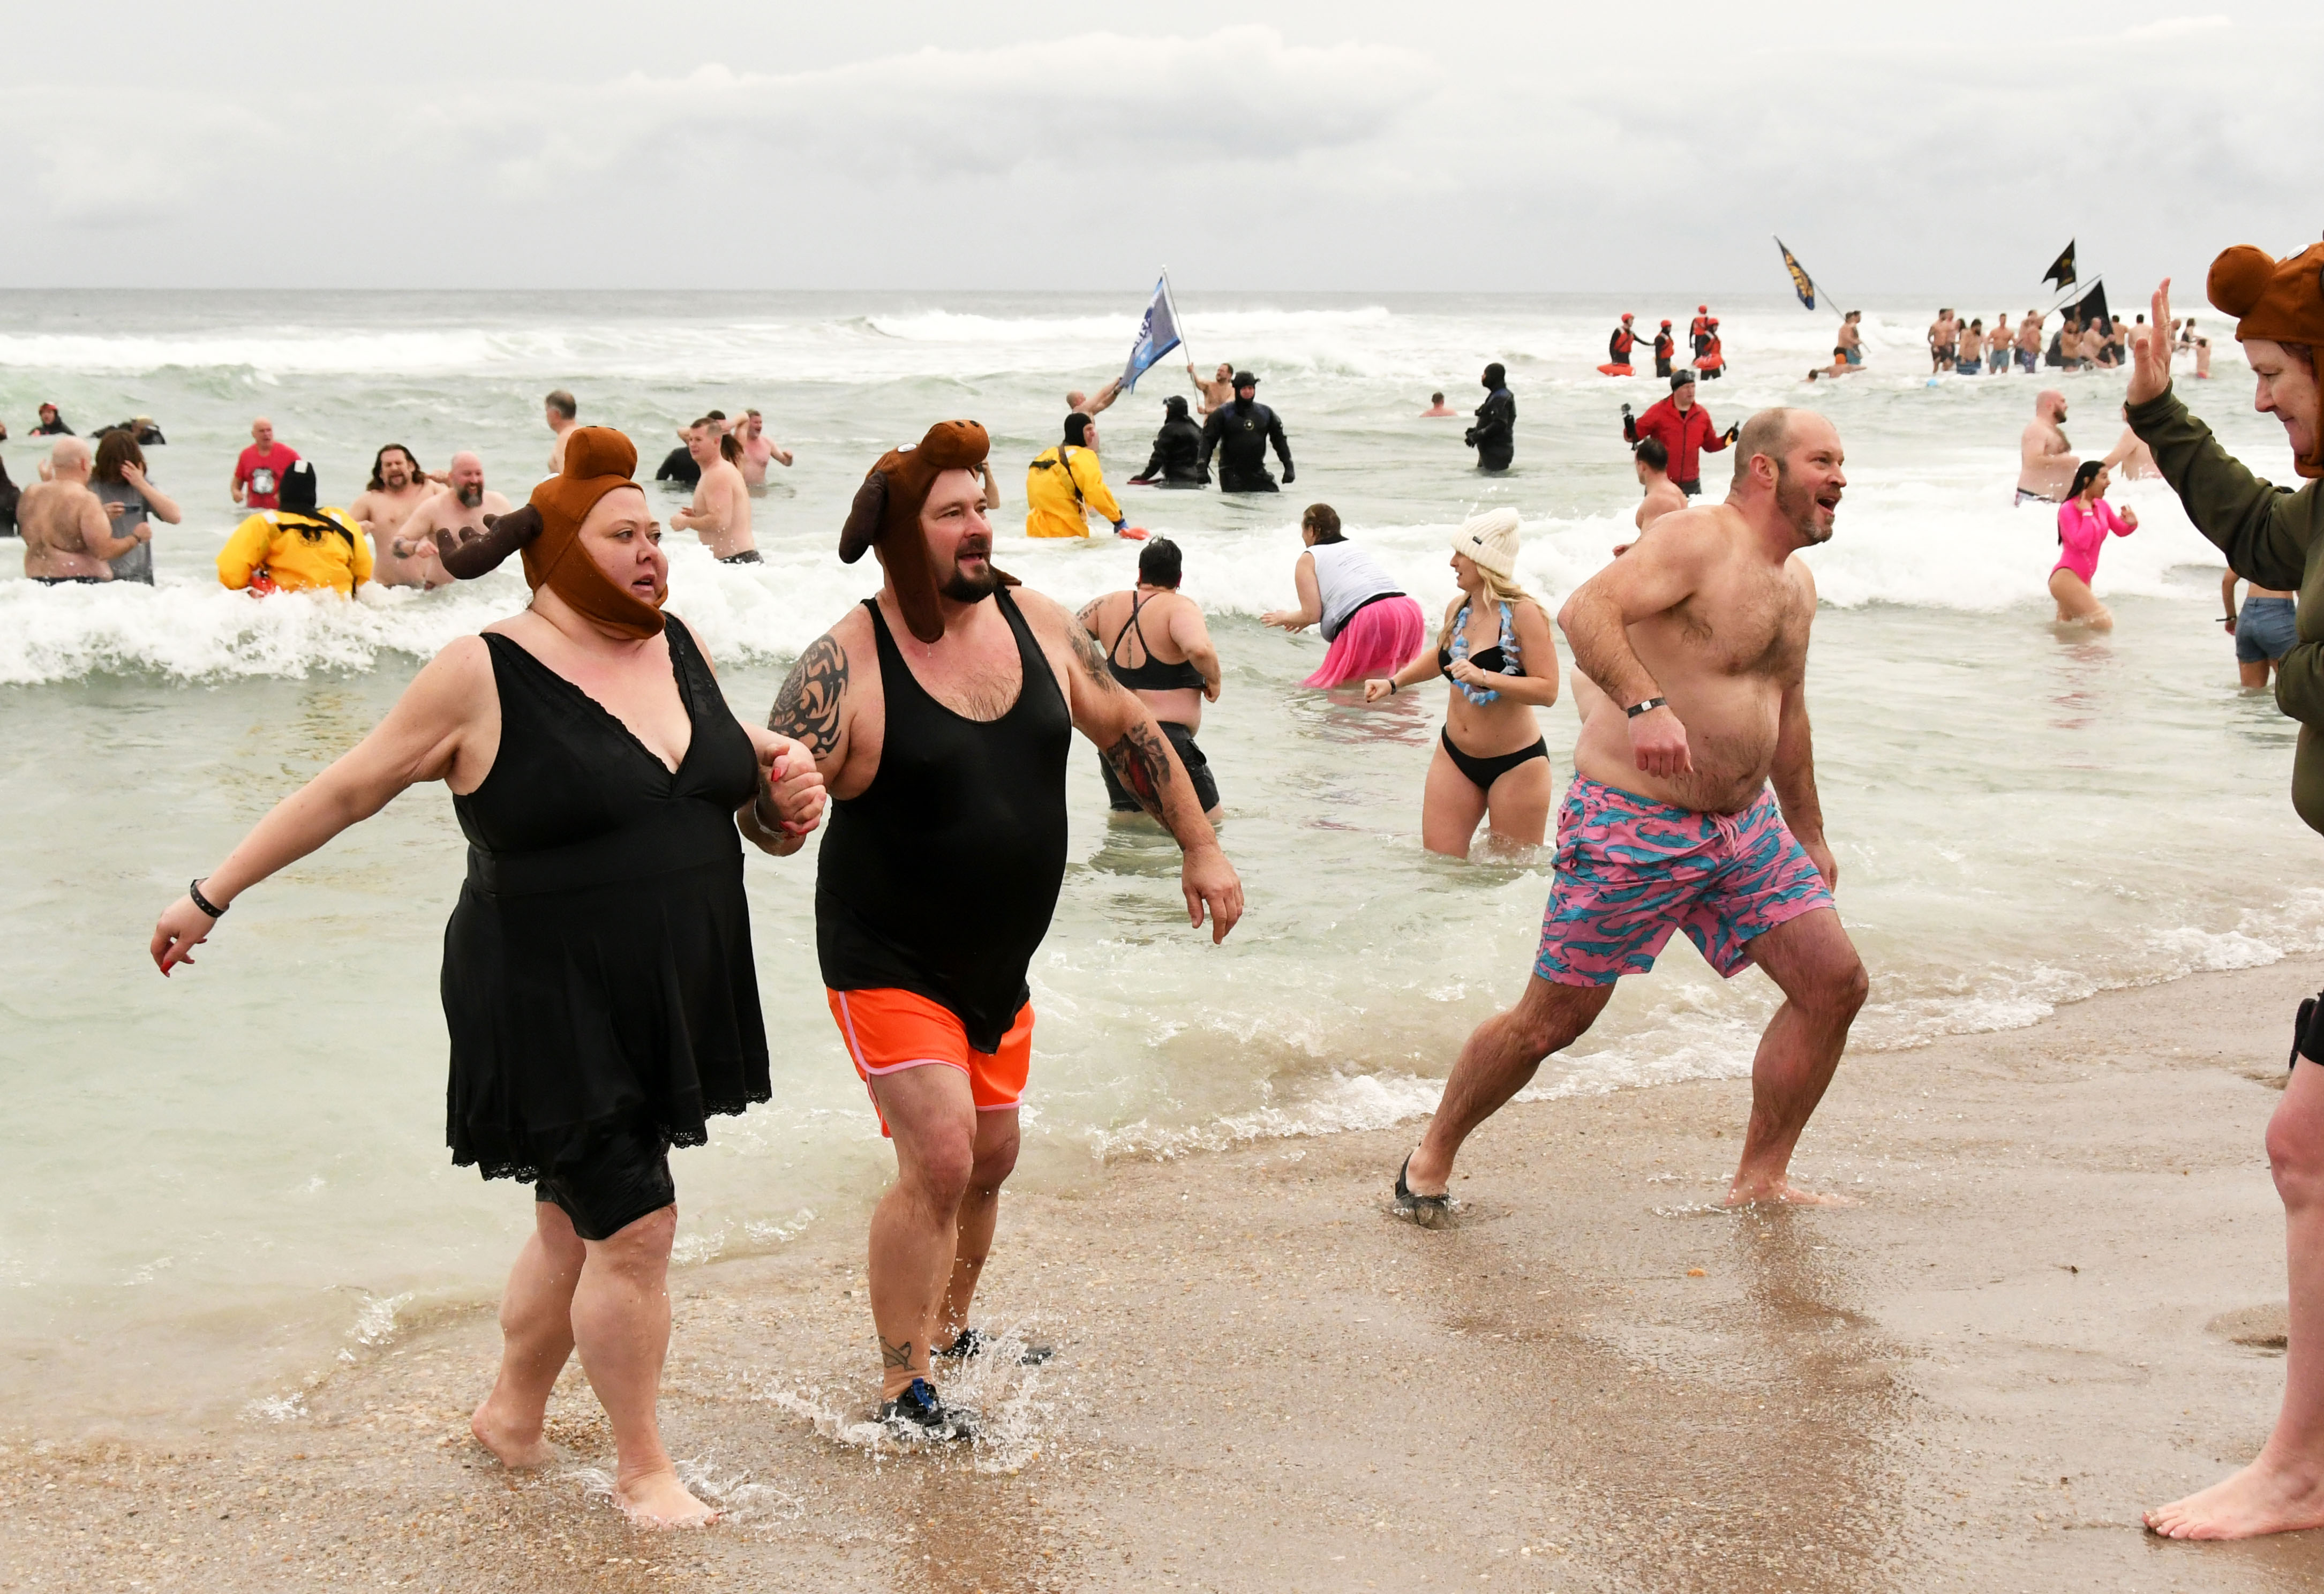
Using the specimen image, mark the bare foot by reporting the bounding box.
[1724,1177,1857,1208]
[469,1398,558,1470]
[615,1467,720,1529]
[2145,1456,2324,1540]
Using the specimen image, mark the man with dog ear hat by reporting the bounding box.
[2128,245,2324,1541]
[755,419,1246,1441]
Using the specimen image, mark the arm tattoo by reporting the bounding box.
[1101,720,1176,822]
[1074,597,1106,637]
[881,1336,914,1370]
[1068,618,1116,690]
[769,633,847,758]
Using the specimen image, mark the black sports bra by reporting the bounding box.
[1108,595,1208,693]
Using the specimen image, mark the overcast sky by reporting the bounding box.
[1,2,2315,296]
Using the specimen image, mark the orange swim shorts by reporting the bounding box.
[825,987,1033,1138]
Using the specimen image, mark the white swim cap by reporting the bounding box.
[1452,508,1521,579]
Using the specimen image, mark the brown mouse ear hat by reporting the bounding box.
[435,426,663,636]
[2209,241,2324,477]
[839,419,995,643]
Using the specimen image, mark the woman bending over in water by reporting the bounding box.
[1365,509,1560,857]
[2050,458,2138,629]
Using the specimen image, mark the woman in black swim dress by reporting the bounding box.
[1364,508,1562,858]
[150,428,826,1528]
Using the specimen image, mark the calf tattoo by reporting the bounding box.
[770,634,847,757]
[881,1336,914,1370]
[1101,721,1176,822]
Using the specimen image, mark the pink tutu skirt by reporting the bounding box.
[1303,593,1425,687]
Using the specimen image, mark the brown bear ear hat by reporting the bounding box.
[433,426,665,637]
[2208,240,2324,478]
[838,419,1004,643]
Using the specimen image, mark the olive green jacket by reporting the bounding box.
[2130,384,2324,832]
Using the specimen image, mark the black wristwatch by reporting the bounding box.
[1626,697,1669,719]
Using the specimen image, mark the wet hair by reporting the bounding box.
[2068,459,2105,500]
[1064,412,1093,446]
[1431,392,1445,403]
[91,428,146,484]
[1301,503,1343,544]
[1833,345,1847,357]
[1634,437,1669,472]
[1138,536,1184,589]
[1731,408,1800,487]
[368,444,420,492]
[545,389,577,420]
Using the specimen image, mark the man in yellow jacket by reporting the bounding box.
[1025,413,1132,539]
[217,460,374,596]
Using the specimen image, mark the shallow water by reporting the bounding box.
[0,290,2305,1429]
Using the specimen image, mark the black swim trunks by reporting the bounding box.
[1101,720,1220,814]
[533,1116,677,1241]
[718,550,763,565]
[30,575,104,585]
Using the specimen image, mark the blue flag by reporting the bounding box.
[1121,272,1184,391]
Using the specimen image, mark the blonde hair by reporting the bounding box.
[1438,563,1535,658]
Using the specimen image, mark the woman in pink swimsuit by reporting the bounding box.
[2049,458,2139,628]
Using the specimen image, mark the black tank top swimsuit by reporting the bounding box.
[1107,594,1207,699]
[442,618,768,1188]
[815,589,1072,1054]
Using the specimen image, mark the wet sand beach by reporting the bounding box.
[7,958,2324,1593]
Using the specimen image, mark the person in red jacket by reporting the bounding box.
[1622,370,1738,496]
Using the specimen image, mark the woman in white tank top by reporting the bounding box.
[1260,503,1427,687]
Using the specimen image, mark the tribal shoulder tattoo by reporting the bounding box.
[769,633,848,758]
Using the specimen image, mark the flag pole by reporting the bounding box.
[1162,267,1192,373]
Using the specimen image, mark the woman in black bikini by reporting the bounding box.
[1364,509,1560,858]
[148,430,826,1528]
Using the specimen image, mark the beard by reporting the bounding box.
[1775,462,1833,546]
[939,542,1000,603]
[457,483,483,508]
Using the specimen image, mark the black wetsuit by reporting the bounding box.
[1198,399,1293,493]
[1100,595,1219,813]
[0,464,17,537]
[1135,415,1209,486]
[655,446,701,487]
[1467,387,1516,472]
[1653,333,1675,378]
[816,589,1072,1053]
[443,619,767,1240]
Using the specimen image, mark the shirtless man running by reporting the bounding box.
[734,409,794,488]
[17,438,122,583]
[352,445,441,588]
[393,453,514,585]
[750,421,1242,1439]
[2018,390,2078,504]
[1076,537,1225,822]
[670,418,756,562]
[1393,408,1866,1222]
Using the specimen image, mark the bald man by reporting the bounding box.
[231,417,300,510]
[2017,390,2079,504]
[392,452,512,589]
[18,438,122,583]
[1396,407,1863,1221]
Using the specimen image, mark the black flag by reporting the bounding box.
[1774,237,1817,310]
[2043,240,2077,291]
[2069,281,2111,333]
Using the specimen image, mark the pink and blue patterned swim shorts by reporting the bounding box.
[1535,776,1834,986]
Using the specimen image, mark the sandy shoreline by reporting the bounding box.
[8,960,2324,1592]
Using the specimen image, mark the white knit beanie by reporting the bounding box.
[1451,507,1521,579]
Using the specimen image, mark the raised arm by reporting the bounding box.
[121,463,181,525]
[1039,596,1242,941]
[151,638,496,972]
[1558,515,1714,777]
